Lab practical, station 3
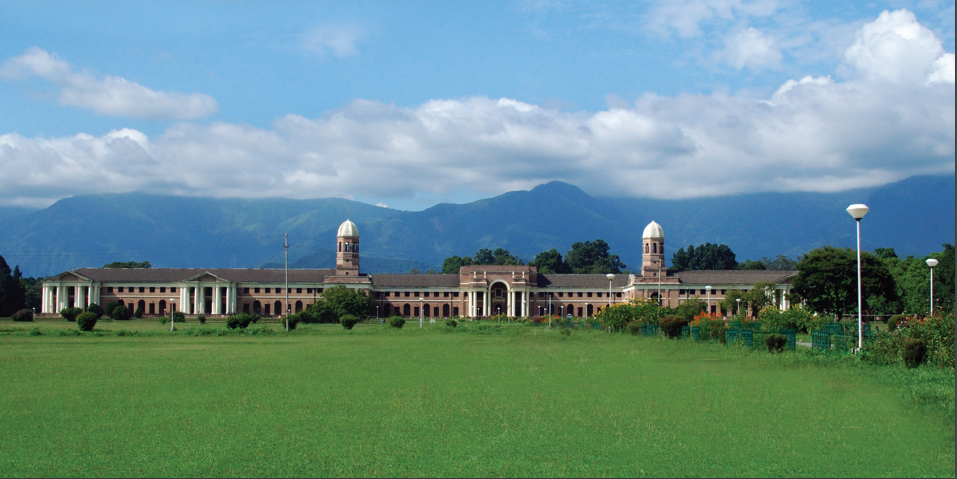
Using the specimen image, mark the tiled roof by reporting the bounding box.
[538,274,630,288]
[370,274,461,288]
[671,270,797,286]
[72,268,336,283]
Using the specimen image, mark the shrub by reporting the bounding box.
[12,309,34,322]
[388,316,406,329]
[660,316,687,338]
[173,312,186,323]
[111,305,132,321]
[87,302,104,319]
[76,311,98,331]
[765,334,787,353]
[104,300,122,317]
[227,313,256,330]
[887,315,906,332]
[903,339,928,368]
[134,306,144,318]
[285,317,299,331]
[197,314,206,324]
[340,314,359,330]
[60,307,82,322]
[226,317,240,329]
[560,327,571,336]
[445,318,458,328]
[626,321,641,336]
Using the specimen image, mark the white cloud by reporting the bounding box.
[715,27,782,70]
[301,26,364,57]
[647,0,779,38]
[0,10,953,208]
[0,47,218,120]
[844,9,945,84]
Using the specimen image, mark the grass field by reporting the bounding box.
[1,319,954,477]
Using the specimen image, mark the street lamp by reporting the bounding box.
[706,286,712,315]
[847,203,869,351]
[926,258,939,315]
[736,298,741,317]
[419,297,424,329]
[606,274,615,309]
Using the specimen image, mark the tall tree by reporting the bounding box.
[0,255,27,316]
[103,261,151,269]
[564,239,625,274]
[441,255,473,274]
[471,248,523,266]
[791,246,896,320]
[671,243,737,271]
[529,249,571,274]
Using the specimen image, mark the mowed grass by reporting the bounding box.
[0,321,954,477]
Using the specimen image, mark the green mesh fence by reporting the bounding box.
[741,329,754,347]
[690,326,700,341]
[725,329,739,345]
[811,330,830,351]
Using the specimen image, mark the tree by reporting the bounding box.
[736,260,765,270]
[314,286,374,320]
[671,243,737,271]
[565,240,625,274]
[442,255,473,273]
[720,289,749,315]
[529,249,571,274]
[873,248,898,260]
[0,255,26,317]
[791,246,896,320]
[472,248,523,265]
[761,255,798,270]
[103,261,151,269]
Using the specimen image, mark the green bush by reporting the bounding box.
[660,316,687,338]
[340,314,359,330]
[172,312,186,323]
[104,300,122,317]
[111,305,132,321]
[134,306,144,319]
[388,316,406,329]
[12,309,34,322]
[285,317,298,331]
[887,315,906,332]
[87,302,104,319]
[560,327,571,336]
[197,314,206,324]
[76,311,98,331]
[765,334,787,353]
[227,313,257,330]
[626,321,641,336]
[445,319,458,328]
[60,307,82,322]
[903,339,928,368]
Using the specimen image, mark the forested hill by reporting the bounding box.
[0,174,953,277]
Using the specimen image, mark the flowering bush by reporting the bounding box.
[862,313,954,368]
[691,312,724,341]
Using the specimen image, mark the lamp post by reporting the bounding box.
[736,298,741,317]
[706,286,712,315]
[926,258,939,315]
[606,274,615,309]
[419,297,424,329]
[847,203,869,351]
[548,293,552,328]
[284,233,289,332]
[170,299,175,332]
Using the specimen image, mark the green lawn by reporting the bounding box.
[0,320,953,477]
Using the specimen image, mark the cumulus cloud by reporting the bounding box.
[0,48,218,120]
[0,10,953,208]
[301,26,364,57]
[844,9,946,84]
[715,27,782,70]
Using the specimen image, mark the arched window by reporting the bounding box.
[403,304,411,316]
[424,305,431,317]
[253,301,262,314]
[159,300,167,315]
[644,243,649,254]
[353,243,358,253]
[652,243,657,253]
[443,304,450,317]
[274,301,282,316]
[345,242,351,252]
[338,242,342,252]
[295,300,303,312]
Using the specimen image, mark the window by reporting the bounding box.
[306,288,313,294]
[254,288,260,294]
[721,289,727,295]
[679,289,685,294]
[171,287,176,293]
[538,293,545,298]
[117,287,124,293]
[653,243,657,253]
[404,292,410,297]
[139,287,145,293]
[317,288,323,293]
[496,290,502,298]
[107,287,113,293]
[297,288,302,294]
[159,287,166,293]
[616,293,622,298]
[424,292,430,298]
[700,289,706,295]
[149,287,155,293]
[453,292,459,298]
[443,292,449,297]
[577,292,583,297]
[265,288,271,294]
[597,292,602,298]
[587,292,593,298]
[453,307,459,316]
[243,288,250,294]
[558,292,564,298]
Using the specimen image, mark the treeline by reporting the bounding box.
[669,242,797,271]
[438,239,627,275]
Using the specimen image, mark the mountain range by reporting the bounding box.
[0,174,953,277]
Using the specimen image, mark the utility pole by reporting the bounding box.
[284,233,289,332]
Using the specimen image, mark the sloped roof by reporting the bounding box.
[72,268,336,283]
[671,270,797,286]
[370,274,461,288]
[538,274,630,288]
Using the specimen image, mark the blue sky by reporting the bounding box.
[1,1,954,210]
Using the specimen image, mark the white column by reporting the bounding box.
[92,285,100,306]
[192,286,200,315]
[483,289,489,317]
[213,286,222,315]
[41,286,49,313]
[76,285,86,309]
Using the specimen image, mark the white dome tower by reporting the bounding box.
[641,221,665,278]
[336,219,360,276]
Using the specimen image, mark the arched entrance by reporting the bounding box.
[490,281,509,316]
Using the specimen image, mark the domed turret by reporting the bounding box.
[641,221,665,278]
[336,219,360,275]
[337,219,359,238]
[642,221,664,240]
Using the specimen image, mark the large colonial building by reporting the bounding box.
[41,220,796,319]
